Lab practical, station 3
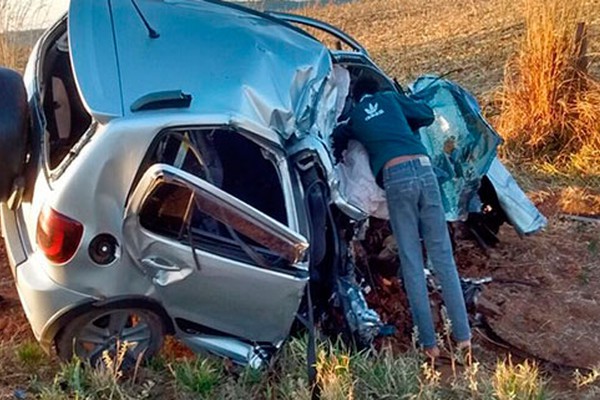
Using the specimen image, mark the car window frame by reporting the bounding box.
[127,163,310,268]
[128,125,302,230]
[267,12,369,55]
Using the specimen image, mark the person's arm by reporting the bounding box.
[394,92,435,131]
[332,121,353,162]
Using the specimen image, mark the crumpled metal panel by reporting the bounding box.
[411,76,503,221]
[486,157,548,235]
[69,0,339,144]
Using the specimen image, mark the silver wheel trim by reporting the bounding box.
[74,310,154,363]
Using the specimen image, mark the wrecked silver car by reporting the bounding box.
[0,0,545,367]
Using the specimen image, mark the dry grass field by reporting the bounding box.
[301,0,600,97]
[0,0,599,398]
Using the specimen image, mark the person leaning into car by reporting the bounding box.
[333,76,471,359]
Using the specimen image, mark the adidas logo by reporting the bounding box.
[364,102,385,121]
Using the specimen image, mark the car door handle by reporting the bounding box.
[141,257,181,271]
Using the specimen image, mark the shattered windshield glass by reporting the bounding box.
[411,77,503,221]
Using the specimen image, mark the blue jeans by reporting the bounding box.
[382,157,471,348]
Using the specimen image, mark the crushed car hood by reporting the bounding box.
[68,0,339,143]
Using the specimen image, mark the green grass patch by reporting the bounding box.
[169,357,223,398]
[15,341,47,369]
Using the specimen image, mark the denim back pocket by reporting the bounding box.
[384,176,419,201]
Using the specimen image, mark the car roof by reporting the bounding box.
[68,0,336,143]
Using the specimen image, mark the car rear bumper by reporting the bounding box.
[2,206,95,351]
[1,204,27,278]
[14,254,95,346]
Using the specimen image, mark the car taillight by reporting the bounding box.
[37,206,84,264]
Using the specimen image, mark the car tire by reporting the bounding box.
[55,307,165,367]
[0,67,29,202]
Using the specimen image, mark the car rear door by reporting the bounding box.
[124,164,309,344]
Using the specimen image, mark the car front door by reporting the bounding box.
[124,163,309,344]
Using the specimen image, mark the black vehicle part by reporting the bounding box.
[293,150,334,304]
[478,176,508,233]
[130,90,192,112]
[88,234,120,265]
[130,0,160,39]
[291,150,336,397]
[465,176,508,248]
[0,68,29,203]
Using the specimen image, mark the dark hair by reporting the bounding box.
[352,76,380,101]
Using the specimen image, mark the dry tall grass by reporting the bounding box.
[497,0,600,176]
[493,356,549,400]
[315,346,354,400]
[0,0,43,71]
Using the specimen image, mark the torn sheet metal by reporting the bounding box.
[70,0,341,144]
[152,267,194,287]
[486,157,548,235]
[336,275,382,345]
[411,77,502,221]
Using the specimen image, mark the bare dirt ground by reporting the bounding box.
[0,243,31,343]
[470,219,600,370]
[370,222,600,371]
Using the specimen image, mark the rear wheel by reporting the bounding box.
[55,308,165,367]
[0,67,29,202]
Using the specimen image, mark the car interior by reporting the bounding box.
[138,128,292,268]
[39,23,92,170]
